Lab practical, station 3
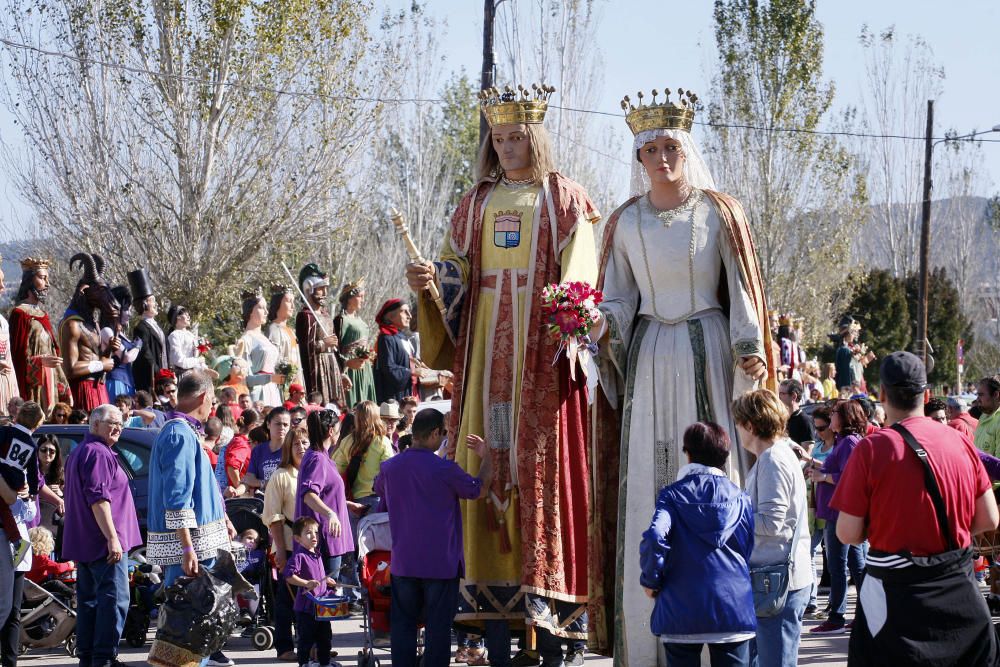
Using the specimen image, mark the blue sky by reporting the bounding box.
[1,0,997,231]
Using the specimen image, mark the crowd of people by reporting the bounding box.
[1,78,999,667]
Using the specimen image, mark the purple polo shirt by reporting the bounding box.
[63,433,142,563]
[296,449,353,557]
[284,548,330,613]
[247,442,282,488]
[816,433,861,522]
[373,446,481,579]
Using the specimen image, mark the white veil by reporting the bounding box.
[629,128,717,197]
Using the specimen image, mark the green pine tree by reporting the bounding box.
[906,268,974,387]
[841,269,911,389]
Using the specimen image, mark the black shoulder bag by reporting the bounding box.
[890,422,958,552]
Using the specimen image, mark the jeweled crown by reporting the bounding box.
[269,284,293,297]
[621,88,698,135]
[479,84,555,128]
[241,287,264,302]
[19,257,52,271]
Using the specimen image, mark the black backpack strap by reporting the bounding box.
[891,422,958,551]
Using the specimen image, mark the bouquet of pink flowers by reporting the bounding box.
[541,281,603,340]
[540,281,603,389]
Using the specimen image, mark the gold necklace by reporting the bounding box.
[502,175,535,186]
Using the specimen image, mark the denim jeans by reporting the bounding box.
[390,575,459,667]
[751,585,809,667]
[807,527,825,607]
[76,556,130,667]
[0,534,23,667]
[664,640,751,667]
[824,520,865,623]
[341,495,381,602]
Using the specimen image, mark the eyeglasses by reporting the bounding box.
[103,420,124,429]
[39,447,57,455]
[814,423,829,432]
[291,417,304,425]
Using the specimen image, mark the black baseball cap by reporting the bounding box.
[879,351,928,393]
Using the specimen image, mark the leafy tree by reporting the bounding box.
[0,0,416,321]
[906,268,974,386]
[840,269,911,388]
[707,0,866,351]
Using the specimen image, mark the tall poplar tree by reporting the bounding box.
[707,0,866,349]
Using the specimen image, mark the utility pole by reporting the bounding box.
[917,99,933,367]
[480,0,498,145]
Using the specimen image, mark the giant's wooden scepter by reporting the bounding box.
[390,208,448,323]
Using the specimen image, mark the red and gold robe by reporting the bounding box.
[419,172,599,639]
[10,303,71,414]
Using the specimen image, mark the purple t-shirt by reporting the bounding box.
[296,449,354,557]
[373,447,481,579]
[247,442,282,489]
[63,433,142,562]
[816,433,861,522]
[284,548,329,613]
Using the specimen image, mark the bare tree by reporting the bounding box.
[494,0,624,221]
[0,0,414,321]
[857,26,945,277]
[324,9,480,322]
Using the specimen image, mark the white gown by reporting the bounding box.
[598,191,765,666]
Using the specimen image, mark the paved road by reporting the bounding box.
[18,597,854,667]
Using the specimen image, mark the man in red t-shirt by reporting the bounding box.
[832,351,999,666]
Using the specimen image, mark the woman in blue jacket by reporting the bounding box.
[640,422,756,667]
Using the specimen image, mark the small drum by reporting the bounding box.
[309,594,352,621]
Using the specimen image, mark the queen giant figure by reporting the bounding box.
[590,88,776,665]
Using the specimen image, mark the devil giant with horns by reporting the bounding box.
[58,253,122,412]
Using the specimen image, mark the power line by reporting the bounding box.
[2,35,999,145]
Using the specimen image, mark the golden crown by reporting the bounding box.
[779,313,794,326]
[19,257,52,271]
[241,287,264,302]
[621,88,699,135]
[479,83,555,127]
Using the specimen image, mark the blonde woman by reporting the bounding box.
[733,389,811,667]
[821,363,837,399]
[333,400,393,607]
[263,425,311,661]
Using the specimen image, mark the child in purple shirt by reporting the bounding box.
[284,517,341,667]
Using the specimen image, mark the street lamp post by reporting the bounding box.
[916,105,1000,369]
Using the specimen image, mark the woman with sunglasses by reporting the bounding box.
[791,406,836,619]
[805,400,867,635]
[36,434,65,532]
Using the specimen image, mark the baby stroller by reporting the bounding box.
[123,553,162,648]
[356,511,394,667]
[225,496,276,651]
[18,577,77,656]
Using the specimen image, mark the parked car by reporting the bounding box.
[34,424,157,541]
